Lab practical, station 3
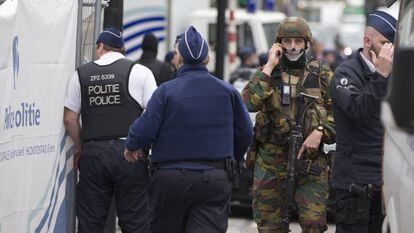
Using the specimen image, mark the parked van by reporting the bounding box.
[381,0,414,232]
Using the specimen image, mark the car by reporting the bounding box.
[381,0,414,233]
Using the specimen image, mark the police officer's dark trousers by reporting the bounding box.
[335,189,383,233]
[76,140,149,233]
[148,169,232,233]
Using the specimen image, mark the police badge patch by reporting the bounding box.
[340,78,348,86]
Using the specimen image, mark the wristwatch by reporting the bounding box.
[316,125,324,133]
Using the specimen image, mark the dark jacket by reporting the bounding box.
[329,48,389,190]
[126,64,253,165]
[229,66,256,84]
[137,51,173,86]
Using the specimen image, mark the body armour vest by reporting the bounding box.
[255,59,327,146]
[78,58,143,141]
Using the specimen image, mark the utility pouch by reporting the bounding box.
[336,196,371,224]
[295,159,323,176]
[253,112,272,143]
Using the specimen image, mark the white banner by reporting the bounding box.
[123,0,168,61]
[0,0,78,232]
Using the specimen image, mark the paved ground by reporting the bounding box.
[227,218,336,233]
[115,217,336,233]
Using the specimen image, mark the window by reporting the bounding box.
[208,23,218,49]
[236,23,254,49]
[208,22,255,51]
[263,22,279,48]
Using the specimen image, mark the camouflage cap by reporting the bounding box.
[275,17,314,44]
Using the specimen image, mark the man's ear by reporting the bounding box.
[95,43,104,58]
[99,42,105,51]
[363,35,371,48]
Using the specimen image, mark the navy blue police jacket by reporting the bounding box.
[125,64,253,169]
[329,48,389,191]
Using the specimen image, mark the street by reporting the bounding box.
[227,218,336,233]
[115,217,336,233]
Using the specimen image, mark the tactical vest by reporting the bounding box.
[78,58,143,141]
[255,59,327,146]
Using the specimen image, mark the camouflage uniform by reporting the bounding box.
[242,17,335,233]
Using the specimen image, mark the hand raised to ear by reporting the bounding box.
[371,42,394,78]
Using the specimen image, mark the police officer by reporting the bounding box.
[63,27,157,233]
[242,17,335,232]
[329,11,397,233]
[124,26,253,233]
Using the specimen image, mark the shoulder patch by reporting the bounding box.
[305,58,321,76]
[340,77,348,86]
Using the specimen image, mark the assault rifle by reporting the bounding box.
[281,92,319,232]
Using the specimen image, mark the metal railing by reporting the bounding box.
[74,1,115,233]
[76,0,109,68]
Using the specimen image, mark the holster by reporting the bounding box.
[225,157,240,189]
[349,183,373,199]
[148,162,157,177]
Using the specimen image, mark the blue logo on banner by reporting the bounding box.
[12,36,19,89]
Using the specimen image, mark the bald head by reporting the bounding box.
[365,26,382,38]
[362,26,391,61]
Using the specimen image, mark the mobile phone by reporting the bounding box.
[276,50,282,57]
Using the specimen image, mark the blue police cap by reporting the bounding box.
[178,26,209,64]
[367,10,397,43]
[96,27,124,48]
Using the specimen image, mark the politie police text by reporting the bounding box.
[4,102,40,130]
[88,83,122,107]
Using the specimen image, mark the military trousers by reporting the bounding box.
[76,139,149,233]
[252,145,329,233]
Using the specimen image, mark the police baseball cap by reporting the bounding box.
[96,27,124,48]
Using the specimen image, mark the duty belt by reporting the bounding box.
[153,160,226,170]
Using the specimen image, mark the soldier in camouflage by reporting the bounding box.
[242,17,335,233]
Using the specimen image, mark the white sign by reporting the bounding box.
[0,0,78,232]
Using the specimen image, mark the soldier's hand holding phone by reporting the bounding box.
[263,43,283,76]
